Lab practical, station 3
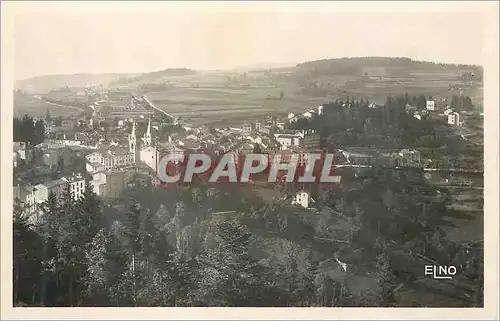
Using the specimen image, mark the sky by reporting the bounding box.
[10,1,494,80]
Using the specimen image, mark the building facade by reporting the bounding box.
[448,112,461,126]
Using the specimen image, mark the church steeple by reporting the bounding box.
[129,119,136,153]
[142,116,152,147]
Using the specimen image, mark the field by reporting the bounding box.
[14,58,483,126]
[137,66,482,126]
[144,84,324,126]
[13,92,83,118]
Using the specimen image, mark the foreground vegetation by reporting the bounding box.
[14,169,483,307]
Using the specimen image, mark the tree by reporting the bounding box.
[82,229,114,305]
[34,120,45,145]
[195,219,272,306]
[451,95,460,111]
[39,191,60,306]
[417,95,427,110]
[13,198,43,305]
[404,92,410,104]
[125,200,142,256]
[21,114,35,145]
[78,180,102,244]
[463,96,474,111]
[13,118,22,142]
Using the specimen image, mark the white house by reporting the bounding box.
[91,172,107,196]
[443,107,453,116]
[413,112,422,120]
[62,174,86,200]
[85,149,135,173]
[426,100,435,111]
[448,112,461,126]
[287,113,297,123]
[317,105,324,115]
[292,190,310,209]
[14,184,37,214]
[275,134,301,149]
[42,150,59,169]
[303,111,313,119]
[34,180,64,204]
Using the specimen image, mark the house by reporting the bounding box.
[42,149,59,169]
[90,169,133,198]
[13,152,19,167]
[91,172,107,196]
[61,173,86,200]
[292,190,311,209]
[413,112,422,121]
[242,122,252,134]
[61,119,77,131]
[85,148,135,173]
[426,100,435,111]
[34,179,65,204]
[317,105,324,115]
[259,126,272,135]
[15,143,35,164]
[443,107,453,116]
[448,112,461,126]
[14,184,37,214]
[44,121,59,136]
[276,122,285,130]
[287,113,297,123]
[275,134,301,149]
[303,111,313,119]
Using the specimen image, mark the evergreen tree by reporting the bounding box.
[78,180,102,244]
[39,191,60,306]
[21,114,35,146]
[125,200,142,256]
[417,94,427,110]
[34,120,45,145]
[195,219,271,306]
[13,198,43,305]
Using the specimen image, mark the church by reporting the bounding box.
[128,117,161,172]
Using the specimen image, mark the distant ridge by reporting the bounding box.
[225,62,297,72]
[15,73,137,94]
[15,56,483,93]
[111,68,196,86]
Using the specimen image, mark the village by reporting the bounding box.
[13,83,482,225]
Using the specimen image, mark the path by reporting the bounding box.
[33,95,86,112]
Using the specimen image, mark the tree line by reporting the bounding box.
[13,115,45,146]
[288,95,466,151]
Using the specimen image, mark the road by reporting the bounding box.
[33,95,86,112]
[142,95,180,124]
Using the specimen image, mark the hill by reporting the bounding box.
[15,73,137,94]
[290,57,483,84]
[110,68,197,87]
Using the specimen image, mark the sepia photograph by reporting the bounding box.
[1,1,498,319]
